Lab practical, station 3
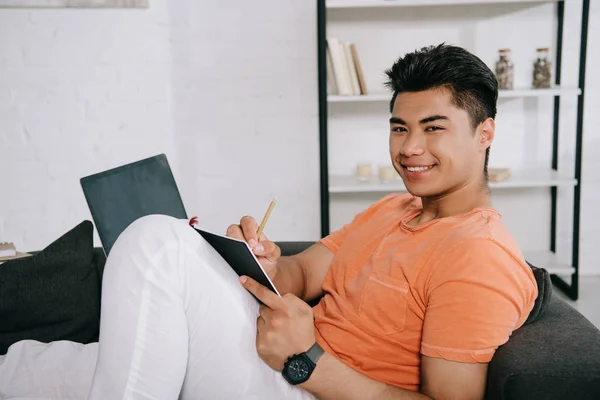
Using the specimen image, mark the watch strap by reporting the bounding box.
[305,342,324,365]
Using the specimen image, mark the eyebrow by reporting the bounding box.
[389,115,450,125]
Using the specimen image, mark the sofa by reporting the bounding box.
[1,221,600,399]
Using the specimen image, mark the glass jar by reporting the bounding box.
[533,47,552,89]
[495,49,514,90]
[378,164,396,183]
[355,162,372,181]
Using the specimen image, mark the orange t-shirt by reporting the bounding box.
[312,193,538,391]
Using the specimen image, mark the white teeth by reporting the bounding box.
[406,165,433,172]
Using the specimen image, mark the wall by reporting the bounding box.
[167,0,320,241]
[577,1,600,276]
[0,0,598,274]
[0,0,176,249]
[0,0,321,251]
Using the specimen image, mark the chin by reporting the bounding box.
[402,182,442,198]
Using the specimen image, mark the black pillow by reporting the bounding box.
[523,262,553,326]
[0,220,101,355]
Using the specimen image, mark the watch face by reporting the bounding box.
[287,358,310,382]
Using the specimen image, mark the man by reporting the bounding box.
[0,44,536,400]
[228,43,538,399]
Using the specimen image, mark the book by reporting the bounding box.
[0,242,16,258]
[326,38,353,96]
[0,242,32,263]
[350,43,368,95]
[343,41,361,95]
[326,38,368,96]
[0,251,32,263]
[193,228,280,300]
[326,42,339,95]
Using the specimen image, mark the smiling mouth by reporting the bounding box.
[403,165,435,172]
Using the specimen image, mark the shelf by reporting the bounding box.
[329,168,577,193]
[327,0,557,9]
[500,87,582,98]
[320,0,590,300]
[328,86,581,103]
[524,251,575,276]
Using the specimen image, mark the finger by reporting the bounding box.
[253,240,281,261]
[240,216,259,245]
[259,304,269,315]
[283,293,311,311]
[226,224,245,241]
[241,275,282,308]
[259,304,275,320]
[257,314,266,332]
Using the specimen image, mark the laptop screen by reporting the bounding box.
[80,154,188,255]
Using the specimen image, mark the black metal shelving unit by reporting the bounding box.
[549,0,590,301]
[316,0,590,300]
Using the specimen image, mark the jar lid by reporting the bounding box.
[499,48,511,53]
[537,47,549,51]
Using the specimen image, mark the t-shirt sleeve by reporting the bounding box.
[420,239,538,363]
[319,211,365,254]
[319,194,400,254]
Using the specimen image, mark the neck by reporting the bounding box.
[413,179,492,225]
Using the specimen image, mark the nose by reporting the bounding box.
[401,132,426,157]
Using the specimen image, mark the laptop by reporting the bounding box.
[80,154,188,255]
[80,153,279,296]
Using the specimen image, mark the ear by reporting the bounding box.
[478,118,495,151]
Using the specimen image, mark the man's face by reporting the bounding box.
[389,87,492,198]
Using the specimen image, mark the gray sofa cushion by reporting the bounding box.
[485,294,600,399]
[6,239,600,399]
[0,221,101,355]
[524,264,552,326]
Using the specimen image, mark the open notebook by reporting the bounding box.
[194,228,280,297]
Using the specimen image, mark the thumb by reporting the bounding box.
[254,240,280,262]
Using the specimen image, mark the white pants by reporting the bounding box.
[0,215,318,400]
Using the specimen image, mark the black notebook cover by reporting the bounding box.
[194,228,280,298]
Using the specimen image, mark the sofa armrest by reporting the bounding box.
[485,294,600,400]
[276,241,315,257]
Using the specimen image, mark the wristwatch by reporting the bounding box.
[282,342,325,385]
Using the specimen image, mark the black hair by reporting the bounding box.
[384,43,498,181]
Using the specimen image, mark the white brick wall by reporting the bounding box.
[0,2,177,249]
[0,0,321,251]
[0,0,598,275]
[166,0,321,241]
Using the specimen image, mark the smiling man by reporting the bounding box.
[0,44,538,400]
[234,43,539,400]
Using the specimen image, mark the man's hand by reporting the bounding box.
[240,275,316,371]
[227,216,281,279]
